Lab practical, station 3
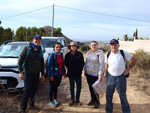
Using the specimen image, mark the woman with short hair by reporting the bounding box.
[84,41,105,109]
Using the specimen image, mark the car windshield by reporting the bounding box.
[42,39,57,47]
[0,44,26,58]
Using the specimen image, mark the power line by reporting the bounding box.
[55,5,150,23]
[0,5,53,20]
[1,4,150,23]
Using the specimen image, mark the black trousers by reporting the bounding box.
[86,74,99,102]
[49,76,62,101]
[21,73,39,110]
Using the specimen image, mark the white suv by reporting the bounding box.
[0,41,48,91]
[41,37,67,55]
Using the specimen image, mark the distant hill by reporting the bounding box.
[43,26,72,44]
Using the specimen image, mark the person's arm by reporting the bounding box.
[98,51,105,81]
[48,54,54,81]
[40,51,45,76]
[18,47,27,73]
[40,50,45,82]
[18,47,27,80]
[104,63,109,84]
[62,53,66,75]
[123,55,138,75]
[84,53,88,76]
[129,55,138,68]
[80,52,85,69]
[64,53,69,68]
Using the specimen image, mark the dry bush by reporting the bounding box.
[133,49,150,70]
[0,92,22,113]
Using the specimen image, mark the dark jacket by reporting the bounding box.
[65,51,84,78]
[18,42,44,75]
[48,52,66,77]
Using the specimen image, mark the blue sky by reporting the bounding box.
[0,0,150,42]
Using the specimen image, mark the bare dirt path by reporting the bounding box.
[0,71,150,113]
[33,72,150,113]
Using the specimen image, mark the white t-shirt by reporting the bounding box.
[105,50,133,76]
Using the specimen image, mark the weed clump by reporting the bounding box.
[133,49,150,70]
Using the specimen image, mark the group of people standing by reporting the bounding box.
[18,35,137,113]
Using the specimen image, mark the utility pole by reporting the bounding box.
[51,4,54,37]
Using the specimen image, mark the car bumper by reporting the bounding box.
[0,72,24,90]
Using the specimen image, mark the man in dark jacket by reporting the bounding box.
[18,34,45,113]
[64,42,84,106]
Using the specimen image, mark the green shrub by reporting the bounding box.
[133,49,150,70]
[99,48,107,52]
[79,45,90,52]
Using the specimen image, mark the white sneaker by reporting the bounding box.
[49,101,56,107]
[53,99,59,105]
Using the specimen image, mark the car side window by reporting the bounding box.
[57,39,61,43]
[61,40,66,47]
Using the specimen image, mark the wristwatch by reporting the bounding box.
[129,65,132,69]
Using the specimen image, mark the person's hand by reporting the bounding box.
[98,76,103,82]
[50,77,54,81]
[123,68,131,76]
[41,76,45,82]
[84,72,86,77]
[19,72,24,80]
[64,74,67,78]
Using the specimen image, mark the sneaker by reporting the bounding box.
[76,98,82,106]
[49,101,56,107]
[76,101,82,106]
[29,105,40,111]
[53,99,59,105]
[87,100,95,106]
[94,102,100,109]
[69,98,75,106]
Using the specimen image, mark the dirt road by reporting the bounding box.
[33,71,150,113]
[0,71,150,113]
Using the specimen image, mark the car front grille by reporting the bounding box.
[0,77,18,90]
[0,68,19,74]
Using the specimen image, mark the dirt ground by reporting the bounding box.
[0,52,150,113]
[0,69,150,113]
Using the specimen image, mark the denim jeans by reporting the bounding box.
[21,73,39,110]
[69,76,82,99]
[106,73,130,113]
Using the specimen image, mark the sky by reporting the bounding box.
[0,0,150,42]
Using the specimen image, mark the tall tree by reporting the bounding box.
[15,26,27,41]
[14,26,45,41]
[135,28,138,38]
[0,27,12,44]
[53,27,63,37]
[124,34,128,41]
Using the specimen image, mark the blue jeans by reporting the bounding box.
[21,73,39,110]
[69,76,81,99]
[106,73,130,113]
